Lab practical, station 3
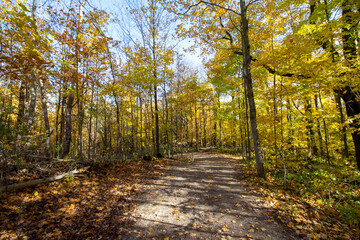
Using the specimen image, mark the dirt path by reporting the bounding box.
[123,153,299,240]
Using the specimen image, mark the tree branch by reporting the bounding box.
[177,1,241,16]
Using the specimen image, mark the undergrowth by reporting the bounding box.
[216,148,360,240]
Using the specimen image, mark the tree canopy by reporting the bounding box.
[0,0,359,238]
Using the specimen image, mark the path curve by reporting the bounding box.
[123,152,299,239]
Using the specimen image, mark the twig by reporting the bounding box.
[0,166,90,192]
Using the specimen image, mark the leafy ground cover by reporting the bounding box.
[0,159,164,239]
[218,151,360,240]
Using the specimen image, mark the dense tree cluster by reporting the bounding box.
[0,0,359,236]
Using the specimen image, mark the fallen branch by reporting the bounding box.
[0,166,90,193]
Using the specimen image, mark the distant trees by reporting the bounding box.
[165,0,359,173]
[0,0,359,181]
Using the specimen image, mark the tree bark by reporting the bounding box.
[61,85,74,158]
[203,106,207,147]
[195,103,199,151]
[62,0,87,158]
[17,81,26,126]
[273,74,277,154]
[314,95,324,157]
[335,93,349,158]
[39,78,51,157]
[27,79,37,130]
[240,0,265,178]
[0,166,89,193]
[339,0,360,169]
[27,0,38,131]
[244,84,251,161]
[154,84,161,157]
[305,98,318,156]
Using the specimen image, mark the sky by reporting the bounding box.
[89,0,205,73]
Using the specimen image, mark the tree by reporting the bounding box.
[165,0,266,178]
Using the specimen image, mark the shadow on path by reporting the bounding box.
[123,153,299,239]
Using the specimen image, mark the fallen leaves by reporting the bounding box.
[231,153,360,240]
[0,160,165,239]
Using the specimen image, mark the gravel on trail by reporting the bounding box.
[123,152,300,240]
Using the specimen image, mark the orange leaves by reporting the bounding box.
[0,160,163,239]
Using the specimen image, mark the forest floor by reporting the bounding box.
[123,152,300,240]
[4,152,339,239]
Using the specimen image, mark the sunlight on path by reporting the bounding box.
[123,153,299,239]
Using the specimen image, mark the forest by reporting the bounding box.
[0,0,359,239]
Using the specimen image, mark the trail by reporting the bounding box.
[123,152,299,239]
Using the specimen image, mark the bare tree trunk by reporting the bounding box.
[59,95,66,157]
[218,98,223,148]
[61,85,74,158]
[139,91,143,158]
[203,106,207,148]
[240,0,265,178]
[154,83,160,156]
[17,81,26,127]
[27,0,39,131]
[77,99,84,159]
[39,79,51,157]
[305,98,317,156]
[27,79,37,130]
[336,93,349,158]
[314,95,324,156]
[273,74,278,154]
[61,0,87,159]
[213,108,216,147]
[237,93,245,159]
[94,97,98,157]
[339,0,360,169]
[55,87,61,157]
[87,87,93,160]
[318,93,330,162]
[195,103,199,151]
[244,82,251,161]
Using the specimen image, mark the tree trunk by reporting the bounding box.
[335,93,349,158]
[27,77,37,130]
[339,0,360,170]
[139,92,143,157]
[59,95,66,157]
[163,82,170,157]
[213,108,216,147]
[27,0,38,131]
[154,84,160,157]
[338,87,360,169]
[55,87,61,157]
[77,99,84,159]
[314,95,324,156]
[203,106,207,148]
[305,98,318,156]
[17,81,26,127]
[39,79,51,157]
[273,74,277,154]
[244,82,251,161]
[195,103,199,151]
[61,0,87,158]
[318,93,330,162]
[240,0,265,178]
[218,98,222,148]
[61,85,74,158]
[87,86,94,160]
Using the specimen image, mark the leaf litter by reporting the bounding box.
[0,160,165,239]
